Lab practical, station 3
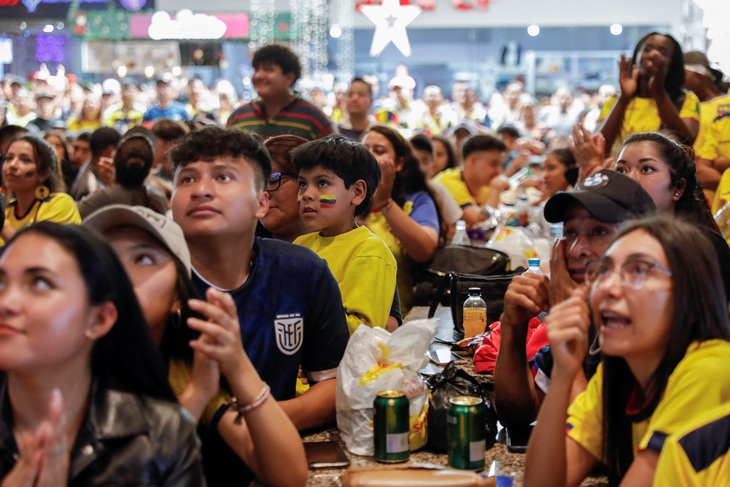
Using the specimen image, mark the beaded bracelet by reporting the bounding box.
[230,383,271,424]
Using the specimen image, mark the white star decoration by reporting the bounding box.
[360,0,422,57]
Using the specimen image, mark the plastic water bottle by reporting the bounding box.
[526,258,541,274]
[463,287,487,338]
[548,222,563,247]
[452,220,471,246]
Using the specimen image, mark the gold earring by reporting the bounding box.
[85,329,95,340]
[35,185,50,200]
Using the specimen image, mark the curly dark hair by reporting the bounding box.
[291,134,381,217]
[619,131,718,232]
[170,126,272,191]
[252,44,302,86]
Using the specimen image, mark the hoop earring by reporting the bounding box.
[588,333,602,356]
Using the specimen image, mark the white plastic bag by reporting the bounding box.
[336,319,438,456]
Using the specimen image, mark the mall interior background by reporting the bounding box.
[0,0,725,100]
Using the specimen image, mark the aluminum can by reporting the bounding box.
[373,390,410,463]
[447,396,486,470]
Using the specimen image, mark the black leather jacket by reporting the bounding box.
[0,377,206,486]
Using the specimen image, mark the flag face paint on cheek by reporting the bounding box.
[320,194,336,208]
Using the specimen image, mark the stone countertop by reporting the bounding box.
[283,307,607,487]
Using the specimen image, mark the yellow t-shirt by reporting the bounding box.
[294,225,397,335]
[433,167,490,208]
[697,101,730,163]
[566,340,730,463]
[598,93,700,153]
[653,402,730,487]
[694,94,730,155]
[5,192,81,232]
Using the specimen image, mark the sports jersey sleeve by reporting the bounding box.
[39,193,81,225]
[638,341,730,454]
[679,92,701,121]
[566,364,604,461]
[697,125,720,161]
[300,259,350,383]
[434,168,477,208]
[406,191,439,231]
[653,403,730,487]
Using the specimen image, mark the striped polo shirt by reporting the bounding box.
[227,95,336,140]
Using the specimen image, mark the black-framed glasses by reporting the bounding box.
[586,258,672,290]
[266,171,297,192]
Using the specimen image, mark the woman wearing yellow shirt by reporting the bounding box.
[524,216,730,486]
[599,32,700,153]
[2,134,80,240]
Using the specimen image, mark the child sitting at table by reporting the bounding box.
[292,134,398,334]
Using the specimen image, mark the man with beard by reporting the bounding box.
[77,127,167,218]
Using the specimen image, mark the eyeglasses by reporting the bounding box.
[266,171,297,192]
[586,258,672,290]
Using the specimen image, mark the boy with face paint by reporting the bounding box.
[292,134,398,334]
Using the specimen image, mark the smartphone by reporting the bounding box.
[304,441,350,469]
[428,348,456,366]
[505,424,533,454]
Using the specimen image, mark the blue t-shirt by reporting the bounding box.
[407,190,439,231]
[143,102,190,123]
[191,237,349,401]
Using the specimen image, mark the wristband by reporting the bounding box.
[228,383,271,424]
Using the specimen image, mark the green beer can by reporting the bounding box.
[447,396,486,470]
[373,390,410,463]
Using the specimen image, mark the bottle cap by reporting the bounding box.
[468,287,482,295]
[528,258,540,267]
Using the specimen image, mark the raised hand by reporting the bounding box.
[618,54,638,100]
[187,288,247,379]
[548,238,579,307]
[371,158,397,210]
[500,273,550,327]
[544,288,591,379]
[1,435,41,487]
[569,125,607,177]
[35,389,70,487]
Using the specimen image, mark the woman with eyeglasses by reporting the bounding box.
[260,135,309,242]
[524,215,730,486]
[2,134,80,241]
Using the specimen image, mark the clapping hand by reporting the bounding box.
[2,389,70,487]
[188,288,247,380]
[618,53,638,99]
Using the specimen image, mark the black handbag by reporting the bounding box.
[425,362,498,452]
[448,269,524,338]
[414,245,511,308]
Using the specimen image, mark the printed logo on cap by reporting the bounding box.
[579,172,609,189]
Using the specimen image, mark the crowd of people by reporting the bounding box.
[0,33,728,486]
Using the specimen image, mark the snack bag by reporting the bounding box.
[336,319,437,455]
